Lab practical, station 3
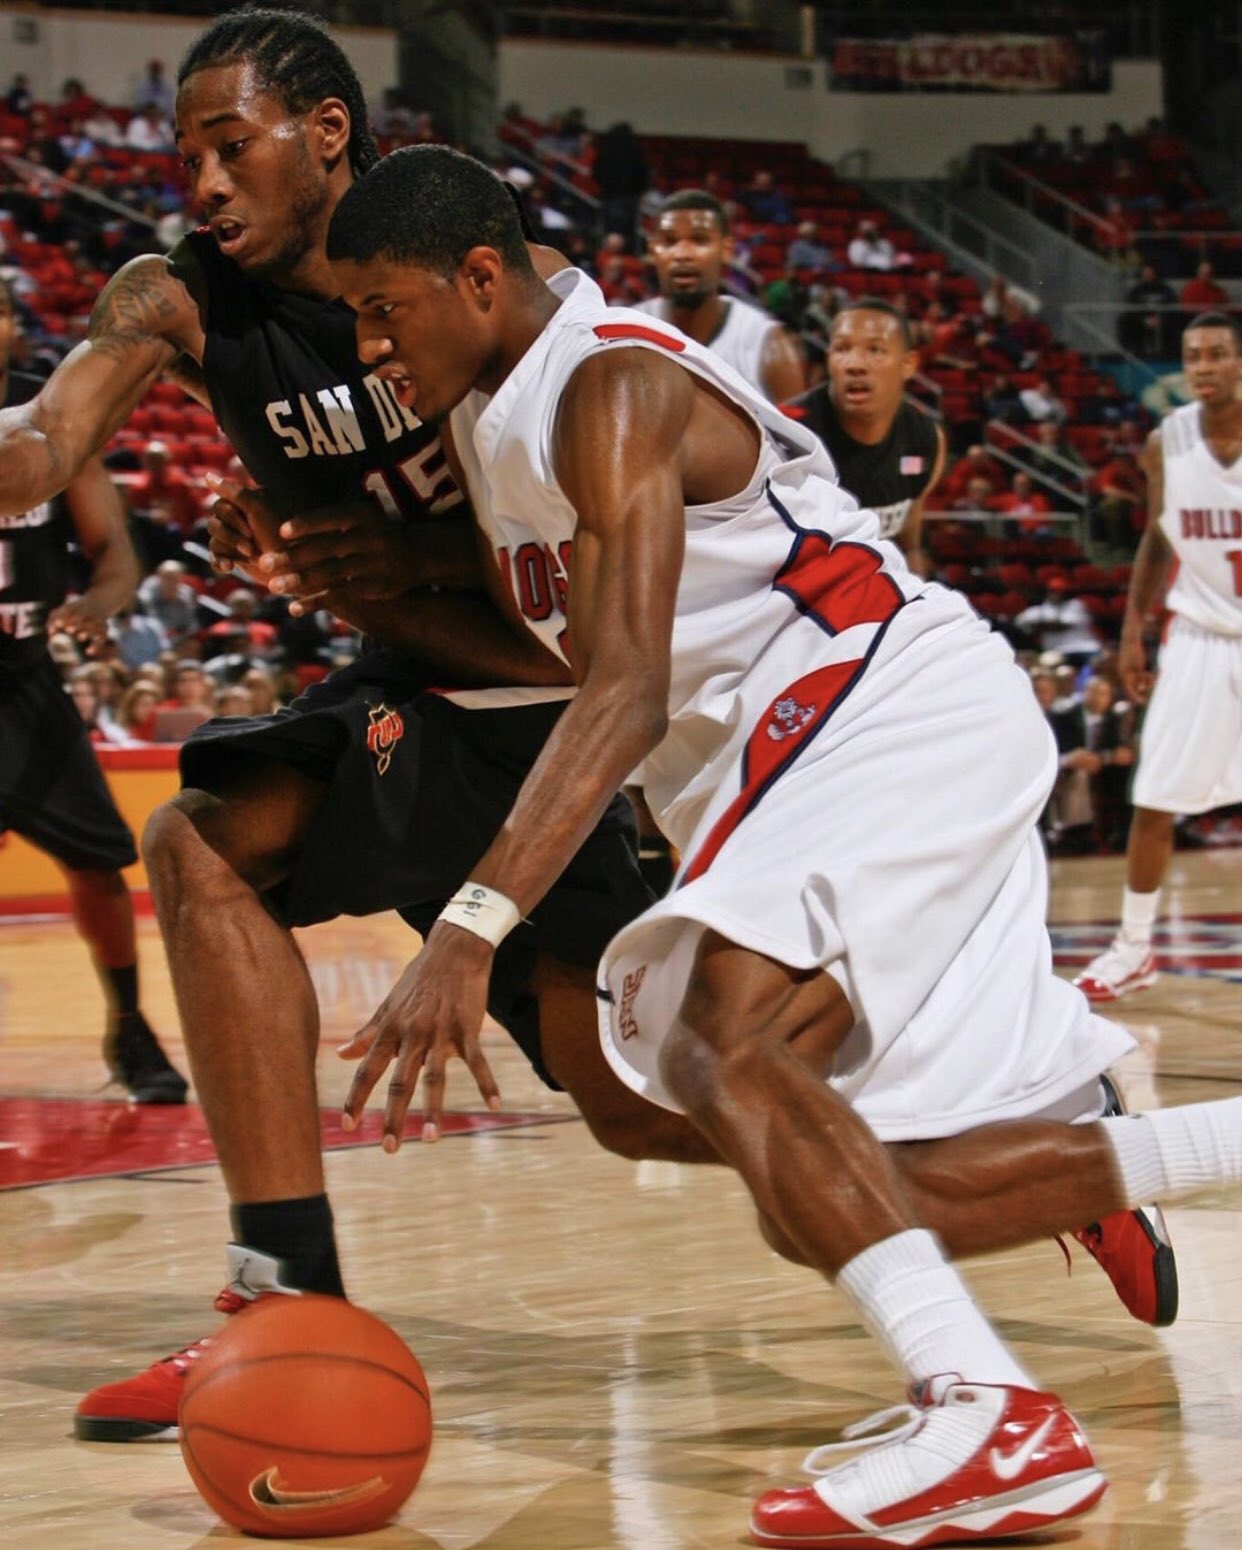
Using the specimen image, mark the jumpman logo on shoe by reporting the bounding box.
[989,1413,1056,1480]
[228,1252,262,1300]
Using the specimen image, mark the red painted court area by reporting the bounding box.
[0,1098,566,1191]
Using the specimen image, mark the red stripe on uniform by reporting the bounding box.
[681,659,861,885]
[776,535,905,636]
[593,322,686,352]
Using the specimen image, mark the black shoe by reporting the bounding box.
[104,1013,189,1105]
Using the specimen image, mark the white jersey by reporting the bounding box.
[451,269,1129,1138]
[1159,403,1242,636]
[633,295,779,399]
[452,269,923,850]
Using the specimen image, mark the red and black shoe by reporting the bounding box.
[750,1376,1107,1549]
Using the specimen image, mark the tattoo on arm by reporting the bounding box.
[87,260,181,366]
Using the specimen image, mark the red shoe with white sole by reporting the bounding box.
[749,1377,1107,1549]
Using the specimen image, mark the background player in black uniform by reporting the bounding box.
[0,277,185,1103]
[787,299,946,576]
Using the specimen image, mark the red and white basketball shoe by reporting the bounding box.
[749,1378,1107,1549]
[1073,934,1158,1003]
[73,1247,295,1442]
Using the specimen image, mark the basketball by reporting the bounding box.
[178,1296,432,1539]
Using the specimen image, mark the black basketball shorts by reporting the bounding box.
[0,653,138,873]
[179,652,655,1088]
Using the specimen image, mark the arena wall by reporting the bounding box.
[498,41,1163,178]
[0,5,399,109]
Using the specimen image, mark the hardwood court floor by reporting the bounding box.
[1,848,1241,1549]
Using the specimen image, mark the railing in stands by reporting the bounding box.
[973,151,1242,279]
[0,150,160,231]
[983,420,1090,511]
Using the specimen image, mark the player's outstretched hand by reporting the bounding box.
[47,595,110,652]
[338,924,501,1151]
[259,503,423,612]
[1118,633,1154,705]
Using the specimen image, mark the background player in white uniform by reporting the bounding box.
[1076,313,1242,1002]
[635,188,805,403]
[326,148,1242,1550]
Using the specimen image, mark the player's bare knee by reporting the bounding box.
[142,791,251,901]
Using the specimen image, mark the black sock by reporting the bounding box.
[637,835,675,896]
[230,1194,346,1297]
[103,964,140,1019]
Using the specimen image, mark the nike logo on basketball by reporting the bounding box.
[249,1466,388,1511]
[989,1415,1056,1481]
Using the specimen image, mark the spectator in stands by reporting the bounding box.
[68,667,106,744]
[739,169,792,228]
[133,59,175,118]
[785,220,836,273]
[1180,260,1228,312]
[847,218,902,271]
[597,251,645,306]
[58,119,96,167]
[158,659,214,715]
[1018,123,1061,167]
[951,474,998,514]
[984,372,1024,423]
[204,588,278,659]
[1016,578,1098,664]
[1019,375,1068,424]
[370,87,419,139]
[242,666,279,715]
[592,122,649,251]
[136,559,199,645]
[125,103,175,153]
[1090,445,1146,549]
[1065,125,1090,165]
[1020,420,1089,503]
[203,624,270,687]
[82,103,124,148]
[112,605,168,673]
[1084,373,1143,426]
[5,73,33,118]
[56,78,99,130]
[936,443,1006,507]
[216,684,255,718]
[115,681,160,743]
[128,439,200,561]
[1121,264,1177,357]
[981,272,1040,320]
[994,470,1052,531]
[1095,199,1137,269]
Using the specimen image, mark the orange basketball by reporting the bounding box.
[178,1295,432,1539]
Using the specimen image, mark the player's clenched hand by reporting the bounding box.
[47,595,110,651]
[1118,633,1154,705]
[337,924,501,1151]
[202,473,278,585]
[259,503,422,609]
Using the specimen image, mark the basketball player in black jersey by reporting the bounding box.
[0,278,186,1103]
[0,12,1169,1444]
[787,299,945,577]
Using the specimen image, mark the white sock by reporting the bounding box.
[1101,1099,1242,1205]
[836,1229,1035,1391]
[1120,887,1161,945]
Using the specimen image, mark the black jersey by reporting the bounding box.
[788,387,940,543]
[169,229,460,528]
[0,370,72,670]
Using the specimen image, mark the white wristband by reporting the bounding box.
[437,882,521,948]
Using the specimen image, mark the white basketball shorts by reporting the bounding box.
[1132,615,1242,815]
[598,600,1133,1141]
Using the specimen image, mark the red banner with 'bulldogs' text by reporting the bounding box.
[830,33,1110,94]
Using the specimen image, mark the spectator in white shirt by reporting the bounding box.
[1019,376,1068,423]
[125,105,175,152]
[847,218,907,271]
[132,60,174,117]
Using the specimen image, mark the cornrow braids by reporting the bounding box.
[178,6,379,176]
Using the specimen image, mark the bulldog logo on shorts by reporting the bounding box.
[618,965,647,1041]
[767,696,816,743]
[365,703,405,776]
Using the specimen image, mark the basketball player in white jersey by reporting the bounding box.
[1076,313,1242,1002]
[635,188,805,403]
[325,148,1242,1549]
